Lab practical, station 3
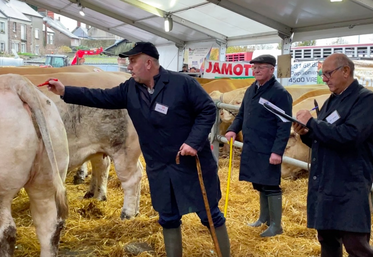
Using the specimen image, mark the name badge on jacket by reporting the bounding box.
[155,102,168,115]
[326,110,340,124]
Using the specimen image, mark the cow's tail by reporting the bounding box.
[16,75,68,220]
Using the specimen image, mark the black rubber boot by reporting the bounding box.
[163,227,182,257]
[214,223,231,257]
[248,192,270,227]
[260,194,283,237]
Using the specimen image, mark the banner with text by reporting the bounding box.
[188,47,211,70]
[203,59,373,87]
[203,60,320,85]
[203,60,254,78]
[286,61,320,85]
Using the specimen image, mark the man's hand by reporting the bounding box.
[269,153,282,165]
[224,131,236,143]
[179,143,197,156]
[47,79,65,96]
[296,110,312,125]
[293,123,309,135]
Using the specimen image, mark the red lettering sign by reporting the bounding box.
[233,64,243,76]
[212,62,220,74]
[221,63,232,75]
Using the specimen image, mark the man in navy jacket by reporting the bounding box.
[47,42,230,257]
[225,55,292,237]
[294,53,373,256]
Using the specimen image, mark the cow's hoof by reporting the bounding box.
[97,195,107,201]
[73,175,85,185]
[120,211,131,220]
[120,210,139,220]
[83,192,94,199]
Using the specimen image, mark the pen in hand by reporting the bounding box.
[310,106,319,111]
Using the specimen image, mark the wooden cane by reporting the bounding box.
[176,151,222,257]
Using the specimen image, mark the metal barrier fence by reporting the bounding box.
[211,101,310,171]
[211,101,373,194]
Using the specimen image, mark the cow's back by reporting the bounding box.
[37,73,133,170]
[0,65,104,75]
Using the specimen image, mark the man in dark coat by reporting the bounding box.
[47,42,230,257]
[294,53,373,257]
[225,54,292,237]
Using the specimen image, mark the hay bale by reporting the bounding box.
[11,153,367,256]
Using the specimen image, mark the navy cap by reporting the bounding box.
[249,54,276,66]
[119,42,159,60]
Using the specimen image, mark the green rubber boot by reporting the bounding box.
[248,192,270,227]
[260,194,283,237]
[163,227,182,257]
[214,223,231,257]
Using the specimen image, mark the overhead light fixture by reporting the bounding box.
[330,0,343,2]
[164,13,173,32]
[77,0,85,16]
[79,7,85,16]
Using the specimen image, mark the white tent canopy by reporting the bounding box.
[21,0,373,46]
[21,0,373,70]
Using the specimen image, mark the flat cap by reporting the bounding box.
[119,42,159,60]
[249,54,276,66]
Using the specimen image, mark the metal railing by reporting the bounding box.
[211,100,310,171]
[211,100,373,195]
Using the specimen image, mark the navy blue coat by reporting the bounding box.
[301,80,373,233]
[228,77,292,185]
[62,67,221,215]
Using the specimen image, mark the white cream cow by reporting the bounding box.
[0,74,69,257]
[5,70,141,220]
[33,72,142,219]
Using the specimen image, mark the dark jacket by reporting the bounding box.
[62,67,221,215]
[301,80,373,233]
[228,76,292,185]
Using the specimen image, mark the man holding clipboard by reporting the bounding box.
[225,54,292,237]
[293,53,373,256]
[263,102,306,127]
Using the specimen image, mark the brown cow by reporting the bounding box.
[0,65,103,74]
[202,78,255,94]
[292,88,331,105]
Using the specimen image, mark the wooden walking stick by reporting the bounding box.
[176,152,222,257]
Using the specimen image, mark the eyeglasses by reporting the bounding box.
[252,65,272,70]
[321,66,343,79]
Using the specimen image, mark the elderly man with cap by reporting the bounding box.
[225,54,292,237]
[46,42,230,257]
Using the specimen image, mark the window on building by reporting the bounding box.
[35,45,39,55]
[35,28,39,39]
[13,22,16,32]
[0,42,5,52]
[21,24,26,40]
[0,22,5,33]
[12,42,19,52]
[47,33,54,45]
[21,43,26,53]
